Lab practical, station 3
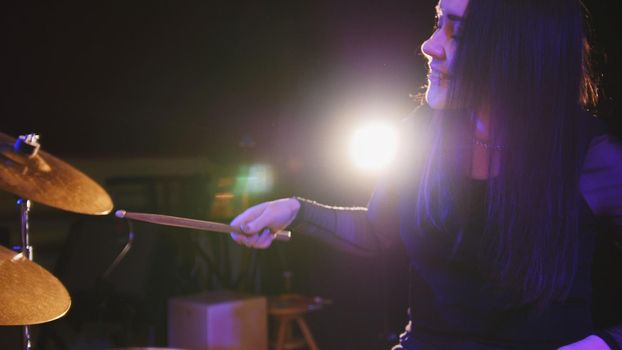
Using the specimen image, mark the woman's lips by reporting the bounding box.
[427,69,451,81]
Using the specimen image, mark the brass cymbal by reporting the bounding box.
[0,245,71,325]
[0,131,113,215]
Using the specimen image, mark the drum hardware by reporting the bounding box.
[0,131,114,216]
[13,134,41,158]
[0,131,114,350]
[0,245,71,325]
[102,219,135,279]
[18,199,32,261]
[115,210,292,241]
[18,198,33,350]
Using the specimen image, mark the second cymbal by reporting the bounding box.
[0,245,71,326]
[0,132,113,215]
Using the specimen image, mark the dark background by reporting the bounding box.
[1,0,620,160]
[0,1,620,349]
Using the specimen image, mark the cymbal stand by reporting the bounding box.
[14,134,39,349]
[18,198,33,350]
[102,219,135,279]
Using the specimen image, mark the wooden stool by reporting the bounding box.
[268,294,322,350]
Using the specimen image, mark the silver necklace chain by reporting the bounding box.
[473,138,504,151]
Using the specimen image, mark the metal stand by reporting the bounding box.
[18,198,33,350]
[19,199,33,260]
[102,219,135,279]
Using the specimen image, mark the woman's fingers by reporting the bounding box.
[230,202,268,234]
[242,208,276,234]
[230,232,249,246]
[229,198,300,249]
[254,229,276,248]
[229,229,274,249]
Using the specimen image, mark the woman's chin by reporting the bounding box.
[425,91,448,110]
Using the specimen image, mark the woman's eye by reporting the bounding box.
[450,23,463,40]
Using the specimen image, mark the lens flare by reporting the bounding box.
[349,122,398,172]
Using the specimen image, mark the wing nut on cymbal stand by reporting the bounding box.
[13,134,41,158]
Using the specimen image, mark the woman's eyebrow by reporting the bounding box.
[435,5,464,22]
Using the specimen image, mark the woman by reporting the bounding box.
[230,0,622,348]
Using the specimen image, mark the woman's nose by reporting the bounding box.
[421,32,445,60]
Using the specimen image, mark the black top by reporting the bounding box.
[291,108,622,349]
[399,178,597,348]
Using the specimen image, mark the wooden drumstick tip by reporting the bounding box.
[115,210,127,218]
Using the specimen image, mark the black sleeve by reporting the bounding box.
[289,176,400,255]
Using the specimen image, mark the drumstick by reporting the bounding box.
[115,210,291,241]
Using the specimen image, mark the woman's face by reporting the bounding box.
[421,0,469,109]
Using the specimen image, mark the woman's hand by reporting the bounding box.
[557,335,610,350]
[229,197,300,249]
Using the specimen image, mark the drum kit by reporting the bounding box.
[0,131,113,349]
[0,130,292,350]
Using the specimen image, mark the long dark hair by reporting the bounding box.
[416,0,598,306]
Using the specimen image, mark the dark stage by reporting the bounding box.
[1,1,621,349]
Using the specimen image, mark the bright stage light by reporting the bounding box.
[349,121,398,172]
